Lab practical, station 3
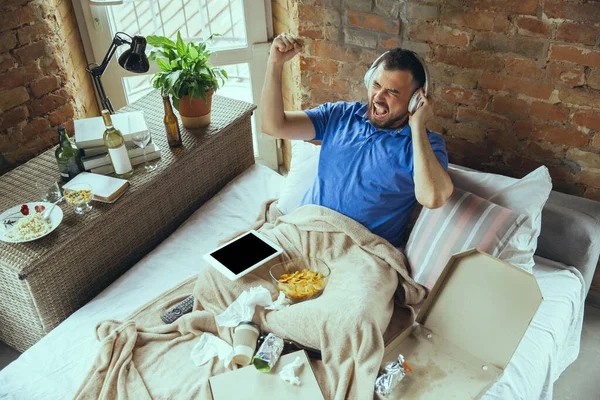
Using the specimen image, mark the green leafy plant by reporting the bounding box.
[147,32,227,110]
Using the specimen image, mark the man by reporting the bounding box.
[261,33,454,246]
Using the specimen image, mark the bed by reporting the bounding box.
[0,164,594,399]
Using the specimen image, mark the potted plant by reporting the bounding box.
[147,32,228,128]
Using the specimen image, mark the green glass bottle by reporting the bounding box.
[55,125,84,182]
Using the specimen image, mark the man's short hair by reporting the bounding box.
[381,49,426,90]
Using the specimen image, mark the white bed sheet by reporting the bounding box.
[483,257,586,400]
[0,164,586,400]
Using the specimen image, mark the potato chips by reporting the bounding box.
[277,268,326,300]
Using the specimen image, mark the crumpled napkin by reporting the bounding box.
[190,332,234,368]
[265,291,291,311]
[215,286,289,327]
[279,356,304,385]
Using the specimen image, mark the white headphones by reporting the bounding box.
[363,50,430,114]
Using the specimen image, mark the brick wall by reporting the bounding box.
[273,0,600,294]
[0,0,98,175]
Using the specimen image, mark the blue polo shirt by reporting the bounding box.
[300,101,449,247]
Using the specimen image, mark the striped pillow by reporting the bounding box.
[405,188,528,290]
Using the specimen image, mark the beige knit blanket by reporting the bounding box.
[74,202,426,400]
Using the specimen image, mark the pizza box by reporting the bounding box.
[380,248,543,399]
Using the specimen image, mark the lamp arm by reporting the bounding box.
[92,74,114,114]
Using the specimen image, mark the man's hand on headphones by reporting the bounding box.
[270,33,303,66]
[408,88,434,132]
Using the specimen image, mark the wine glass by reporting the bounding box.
[36,180,63,203]
[64,183,93,215]
[132,130,156,172]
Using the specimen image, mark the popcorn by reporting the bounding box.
[7,213,51,241]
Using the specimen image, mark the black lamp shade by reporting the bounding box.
[118,35,149,73]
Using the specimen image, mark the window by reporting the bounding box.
[74,0,278,169]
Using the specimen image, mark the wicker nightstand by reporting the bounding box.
[0,91,256,351]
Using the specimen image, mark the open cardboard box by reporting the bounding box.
[380,249,543,399]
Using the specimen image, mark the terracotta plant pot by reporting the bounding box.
[178,90,214,128]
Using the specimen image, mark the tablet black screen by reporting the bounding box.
[210,232,278,274]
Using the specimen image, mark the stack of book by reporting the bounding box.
[74,112,161,175]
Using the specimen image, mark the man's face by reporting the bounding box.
[367,63,416,130]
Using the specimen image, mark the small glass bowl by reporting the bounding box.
[64,183,93,215]
[269,257,330,303]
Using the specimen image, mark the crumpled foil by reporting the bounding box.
[375,354,409,396]
[252,332,284,373]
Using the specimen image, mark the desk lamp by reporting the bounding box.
[86,32,149,114]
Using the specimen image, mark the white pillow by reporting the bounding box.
[277,140,321,214]
[448,165,552,272]
[448,163,516,198]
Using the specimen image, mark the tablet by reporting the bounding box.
[203,230,283,281]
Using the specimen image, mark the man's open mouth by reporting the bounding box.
[372,103,388,120]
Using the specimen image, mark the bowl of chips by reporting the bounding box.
[269,257,330,303]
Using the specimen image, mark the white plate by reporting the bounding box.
[0,202,63,243]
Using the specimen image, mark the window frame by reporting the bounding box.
[73,0,279,170]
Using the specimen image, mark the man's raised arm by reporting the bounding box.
[261,33,316,141]
[409,89,454,209]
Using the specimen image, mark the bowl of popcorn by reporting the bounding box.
[64,183,93,215]
[269,257,330,303]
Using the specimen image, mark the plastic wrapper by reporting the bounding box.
[375,354,411,396]
[252,332,284,372]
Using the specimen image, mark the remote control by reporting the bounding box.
[161,295,195,324]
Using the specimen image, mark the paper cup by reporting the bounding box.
[232,322,260,366]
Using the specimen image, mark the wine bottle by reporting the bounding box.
[55,126,84,182]
[162,94,182,147]
[101,110,134,179]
